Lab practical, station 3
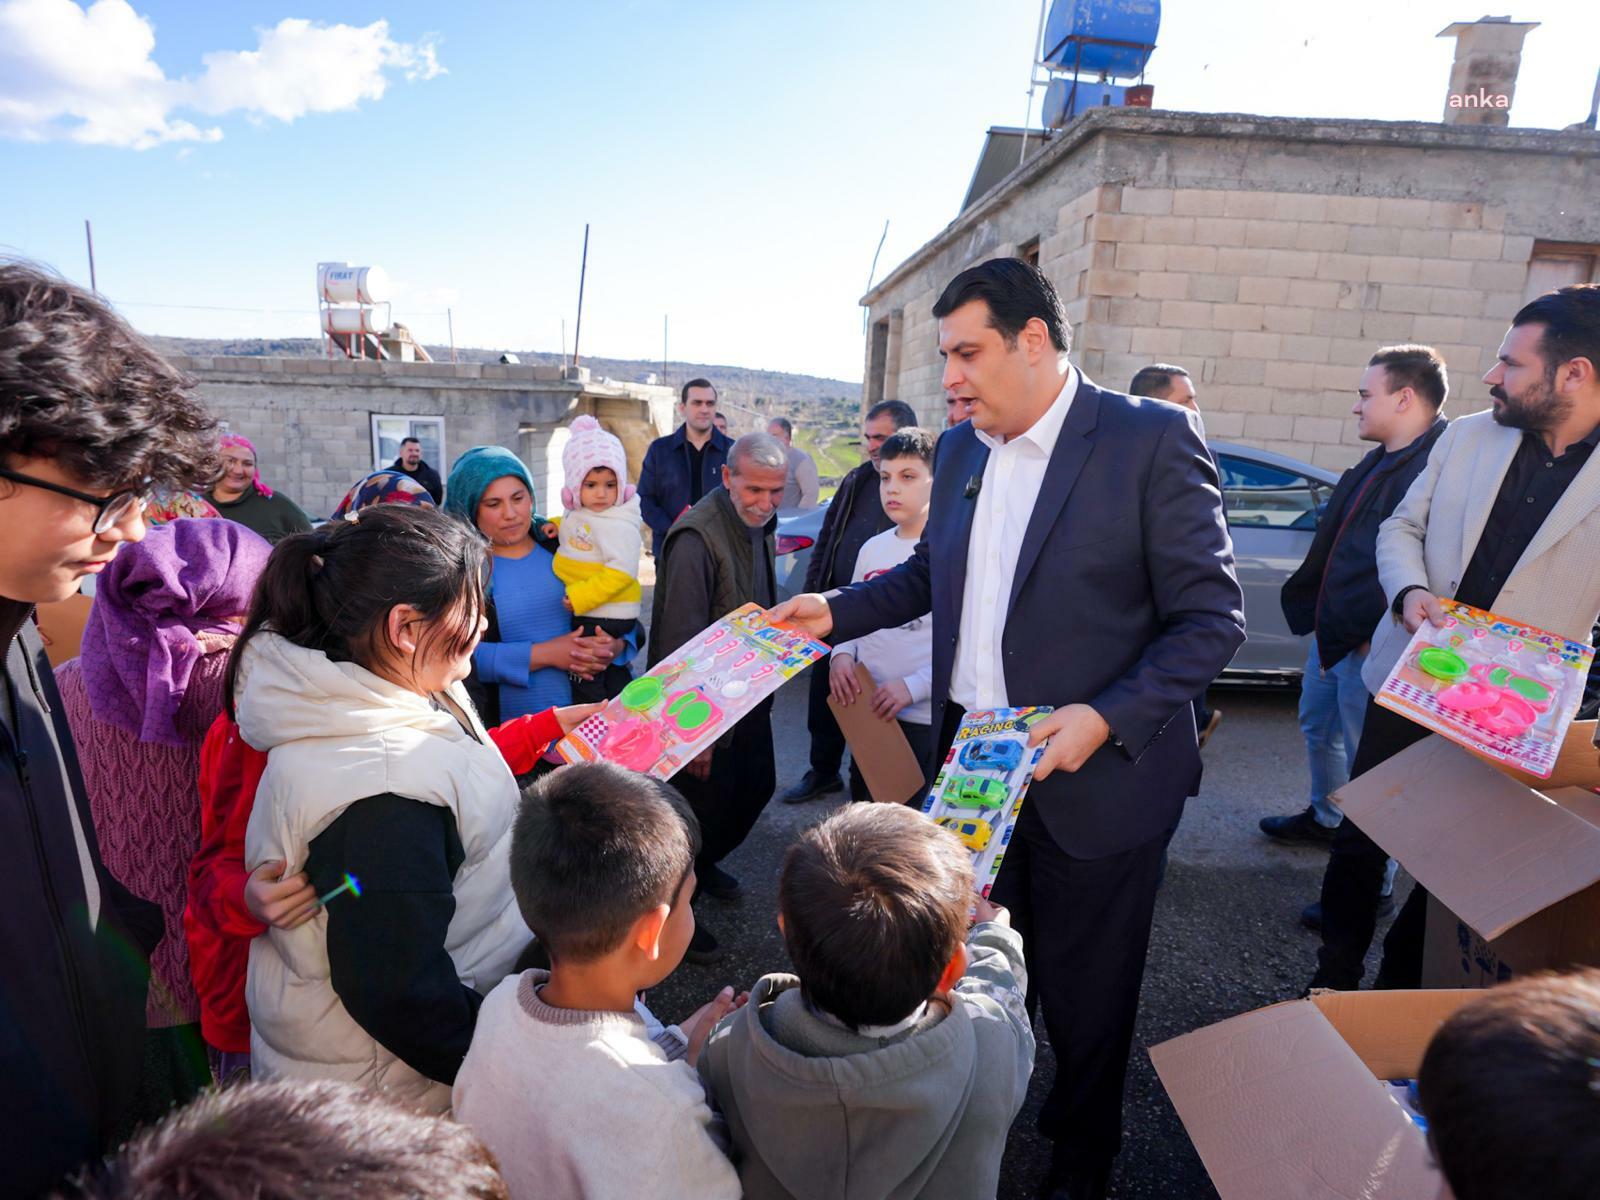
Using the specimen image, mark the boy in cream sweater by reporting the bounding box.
[453,762,744,1200]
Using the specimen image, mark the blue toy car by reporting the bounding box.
[959,738,1023,775]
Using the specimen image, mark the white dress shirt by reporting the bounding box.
[949,367,1078,710]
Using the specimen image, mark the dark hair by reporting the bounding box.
[767,415,793,437]
[1369,344,1448,409]
[931,257,1071,354]
[510,763,700,963]
[878,427,935,467]
[1513,284,1600,382]
[56,1079,509,1200]
[779,804,972,1029]
[1127,363,1192,399]
[1418,969,1600,1200]
[400,437,421,448]
[680,377,717,404]
[0,259,219,489]
[865,399,917,429]
[225,505,488,718]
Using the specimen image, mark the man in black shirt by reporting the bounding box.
[1312,285,1600,991]
[637,378,733,555]
[390,437,445,504]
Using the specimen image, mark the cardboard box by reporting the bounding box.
[34,593,93,668]
[1334,732,1600,987]
[826,661,927,805]
[1151,989,1470,1199]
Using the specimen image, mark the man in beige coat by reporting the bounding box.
[1312,284,1600,991]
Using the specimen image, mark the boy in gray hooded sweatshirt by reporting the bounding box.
[699,803,1034,1199]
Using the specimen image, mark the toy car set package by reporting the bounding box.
[1376,599,1595,779]
[921,706,1053,897]
[555,603,828,782]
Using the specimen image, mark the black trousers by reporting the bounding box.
[940,705,1171,1169]
[1312,698,1432,990]
[805,661,848,778]
[672,698,776,872]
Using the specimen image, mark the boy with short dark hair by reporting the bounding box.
[1417,968,1600,1200]
[453,762,742,1200]
[699,803,1034,1200]
[828,427,936,802]
[57,1079,509,1200]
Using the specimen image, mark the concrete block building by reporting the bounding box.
[861,107,1600,468]
[172,355,675,519]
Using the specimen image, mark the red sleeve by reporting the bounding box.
[188,715,269,940]
[487,709,567,776]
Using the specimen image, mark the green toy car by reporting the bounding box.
[940,772,1010,810]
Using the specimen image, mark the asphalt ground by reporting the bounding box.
[649,674,1404,1200]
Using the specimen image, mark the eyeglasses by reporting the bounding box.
[0,466,150,534]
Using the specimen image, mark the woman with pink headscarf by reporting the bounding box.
[204,433,312,542]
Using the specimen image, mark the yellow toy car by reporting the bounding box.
[937,816,993,852]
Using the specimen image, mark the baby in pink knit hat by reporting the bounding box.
[552,415,645,702]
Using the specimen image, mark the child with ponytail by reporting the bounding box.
[224,504,587,1110]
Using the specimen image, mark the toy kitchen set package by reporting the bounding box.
[555,603,828,782]
[1375,599,1595,779]
[920,707,1053,898]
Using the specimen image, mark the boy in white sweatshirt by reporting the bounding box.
[453,762,744,1200]
[552,415,644,702]
[828,427,936,803]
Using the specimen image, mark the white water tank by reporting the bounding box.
[321,306,387,335]
[318,263,391,305]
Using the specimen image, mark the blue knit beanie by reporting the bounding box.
[444,446,536,527]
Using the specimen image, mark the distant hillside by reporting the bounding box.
[149,336,862,424]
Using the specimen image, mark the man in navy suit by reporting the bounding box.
[771,259,1244,1200]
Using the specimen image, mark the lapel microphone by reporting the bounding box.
[963,474,982,499]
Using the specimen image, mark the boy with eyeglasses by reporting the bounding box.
[0,259,220,1194]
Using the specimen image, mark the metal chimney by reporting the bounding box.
[1437,16,1540,127]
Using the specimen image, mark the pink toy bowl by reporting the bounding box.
[1475,694,1538,738]
[599,718,665,771]
[1437,681,1499,712]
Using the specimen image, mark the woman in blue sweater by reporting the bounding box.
[445,446,635,721]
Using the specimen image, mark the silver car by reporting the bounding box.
[774,442,1340,682]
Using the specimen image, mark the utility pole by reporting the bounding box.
[571,223,590,368]
[663,314,669,387]
[84,220,98,293]
[447,307,456,363]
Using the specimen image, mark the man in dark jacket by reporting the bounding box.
[0,260,220,1194]
[1261,346,1448,920]
[637,378,734,553]
[649,433,788,964]
[780,398,916,803]
[389,437,444,503]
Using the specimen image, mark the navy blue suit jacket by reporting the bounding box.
[637,424,735,549]
[828,375,1245,858]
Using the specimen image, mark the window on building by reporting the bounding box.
[1525,242,1600,301]
[1017,237,1041,268]
[1216,452,1331,531]
[866,317,890,406]
[371,415,445,472]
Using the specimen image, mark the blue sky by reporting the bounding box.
[2,1,1594,381]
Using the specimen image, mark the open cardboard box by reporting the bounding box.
[1334,725,1600,987]
[1151,989,1469,1199]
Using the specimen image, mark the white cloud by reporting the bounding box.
[0,0,443,149]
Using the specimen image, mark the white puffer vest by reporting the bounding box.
[238,632,528,1112]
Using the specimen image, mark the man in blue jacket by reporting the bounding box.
[637,378,734,554]
[772,259,1244,1200]
[1264,346,1448,928]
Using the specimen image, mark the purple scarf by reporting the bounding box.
[80,518,273,747]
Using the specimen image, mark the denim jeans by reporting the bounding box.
[1298,641,1396,895]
